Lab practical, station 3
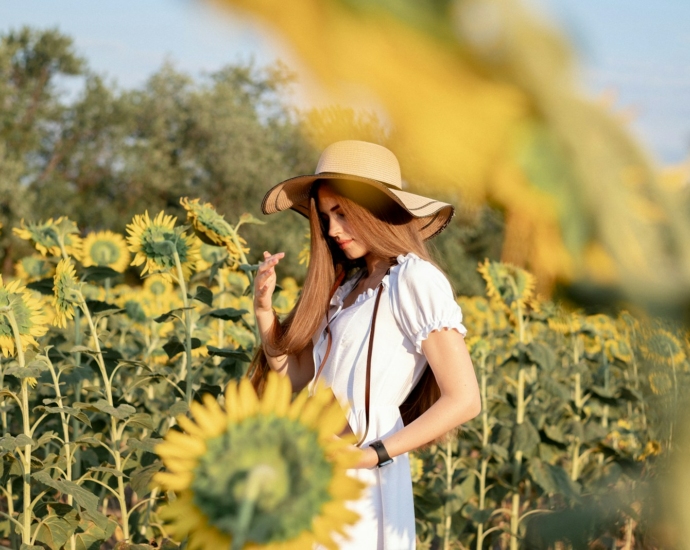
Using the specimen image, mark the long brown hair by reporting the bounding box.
[249,179,444,427]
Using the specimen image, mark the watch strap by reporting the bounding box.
[369,439,393,467]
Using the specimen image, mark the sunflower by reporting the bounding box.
[154,373,364,550]
[14,255,55,282]
[638,440,662,461]
[52,258,81,328]
[181,198,246,261]
[13,217,82,259]
[272,277,300,315]
[409,454,424,483]
[0,276,49,357]
[477,259,536,321]
[648,371,672,395]
[605,338,634,363]
[82,230,131,273]
[126,211,201,282]
[640,328,686,367]
[196,243,229,272]
[581,333,602,356]
[546,306,582,335]
[220,269,251,298]
[585,314,619,342]
[142,274,173,297]
[298,232,311,266]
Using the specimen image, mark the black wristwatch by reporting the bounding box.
[369,440,394,468]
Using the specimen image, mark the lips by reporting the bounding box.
[337,239,352,249]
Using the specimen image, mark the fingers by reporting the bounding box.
[256,251,285,275]
[254,251,285,298]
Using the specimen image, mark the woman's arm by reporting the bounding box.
[355,328,480,468]
[254,251,315,391]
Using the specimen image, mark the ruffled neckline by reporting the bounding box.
[329,252,420,309]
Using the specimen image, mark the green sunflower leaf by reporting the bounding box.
[26,277,55,296]
[4,365,44,379]
[42,406,91,427]
[85,300,123,316]
[126,437,164,455]
[239,263,259,273]
[74,510,118,550]
[207,346,251,361]
[130,461,164,498]
[238,212,266,226]
[163,338,202,358]
[81,266,121,282]
[126,413,154,431]
[154,308,184,323]
[189,286,213,307]
[511,419,541,456]
[33,469,99,513]
[528,457,580,501]
[206,308,248,321]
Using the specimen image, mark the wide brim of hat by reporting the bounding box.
[261,172,454,240]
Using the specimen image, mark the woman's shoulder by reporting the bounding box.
[388,253,452,294]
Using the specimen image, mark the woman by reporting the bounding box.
[251,140,481,549]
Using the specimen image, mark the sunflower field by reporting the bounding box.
[0,197,685,549]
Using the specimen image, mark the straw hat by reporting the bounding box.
[261,140,454,240]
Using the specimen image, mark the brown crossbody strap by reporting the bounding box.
[355,280,386,447]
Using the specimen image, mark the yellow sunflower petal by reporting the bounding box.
[259,372,282,415]
[287,389,309,421]
[153,471,193,492]
[224,380,242,422]
[162,431,206,456]
[273,373,293,417]
[190,398,226,437]
[175,414,205,438]
[238,377,259,418]
[317,401,349,439]
[299,386,333,428]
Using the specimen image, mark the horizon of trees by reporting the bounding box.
[0,26,502,293]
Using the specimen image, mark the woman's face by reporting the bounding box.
[317,186,369,260]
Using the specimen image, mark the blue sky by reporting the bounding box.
[1,0,688,164]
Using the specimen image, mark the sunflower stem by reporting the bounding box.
[4,309,32,545]
[173,249,195,405]
[80,300,130,541]
[232,465,276,550]
[45,353,76,550]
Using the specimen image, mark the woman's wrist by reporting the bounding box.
[255,307,284,358]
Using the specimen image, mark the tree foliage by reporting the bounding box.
[0,26,502,291]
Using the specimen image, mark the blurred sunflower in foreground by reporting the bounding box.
[82,230,131,273]
[155,373,364,549]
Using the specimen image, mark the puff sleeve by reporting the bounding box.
[388,253,467,354]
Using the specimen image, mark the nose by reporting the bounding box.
[328,215,342,239]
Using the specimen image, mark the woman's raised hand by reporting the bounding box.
[254,251,285,313]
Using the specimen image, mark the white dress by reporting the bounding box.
[309,253,467,550]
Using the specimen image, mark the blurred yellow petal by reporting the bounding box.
[287,388,309,420]
[176,414,205,438]
[153,471,193,492]
[238,377,259,417]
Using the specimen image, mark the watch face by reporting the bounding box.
[377,458,394,468]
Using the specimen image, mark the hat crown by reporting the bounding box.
[315,140,402,189]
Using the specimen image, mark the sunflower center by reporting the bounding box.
[89,240,122,266]
[141,227,192,268]
[194,208,233,239]
[20,257,52,279]
[191,415,333,544]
